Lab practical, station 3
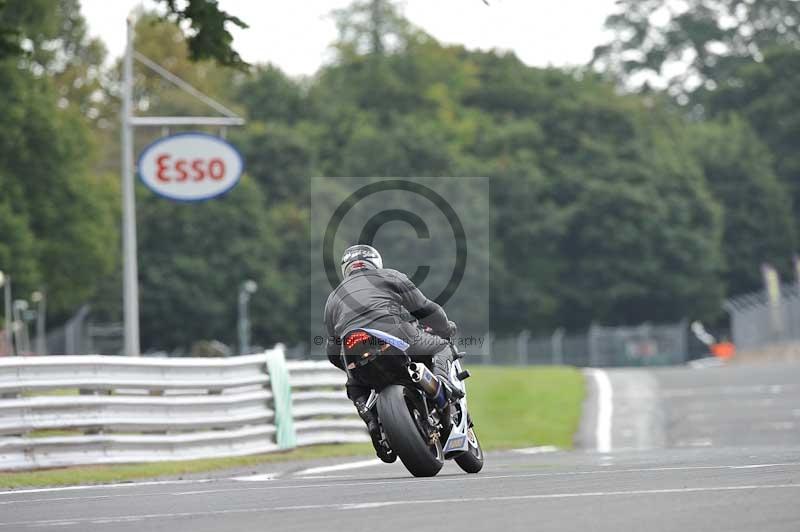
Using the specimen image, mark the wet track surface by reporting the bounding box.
[2,363,799,532]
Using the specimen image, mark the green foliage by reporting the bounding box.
[109,16,302,350]
[592,0,800,99]
[5,0,794,353]
[591,0,800,302]
[690,115,796,293]
[332,0,414,58]
[2,0,107,97]
[137,177,288,351]
[0,200,39,313]
[156,0,248,68]
[0,53,117,318]
[236,65,306,124]
[123,2,734,346]
[0,0,21,59]
[232,122,315,202]
[131,13,243,117]
[709,48,800,232]
[461,59,725,330]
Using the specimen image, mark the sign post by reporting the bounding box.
[121,16,139,357]
[120,15,244,356]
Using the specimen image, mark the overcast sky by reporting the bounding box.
[80,0,618,76]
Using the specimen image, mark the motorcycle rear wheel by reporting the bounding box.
[377,385,444,477]
[454,425,484,473]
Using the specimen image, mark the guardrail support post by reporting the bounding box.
[265,344,297,449]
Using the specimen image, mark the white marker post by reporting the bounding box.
[590,369,613,453]
[120,16,244,356]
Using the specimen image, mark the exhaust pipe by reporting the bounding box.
[408,363,447,409]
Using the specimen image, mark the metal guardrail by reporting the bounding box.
[0,347,367,471]
[0,353,272,394]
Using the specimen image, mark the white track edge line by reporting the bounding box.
[293,459,384,476]
[587,368,613,453]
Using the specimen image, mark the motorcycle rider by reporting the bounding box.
[324,244,460,462]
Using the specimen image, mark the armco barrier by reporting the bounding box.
[0,346,367,470]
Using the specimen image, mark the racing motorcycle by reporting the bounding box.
[342,327,484,477]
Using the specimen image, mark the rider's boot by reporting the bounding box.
[353,397,396,463]
[432,346,464,401]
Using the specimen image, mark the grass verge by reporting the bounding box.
[465,366,585,450]
[0,443,372,489]
[0,365,585,488]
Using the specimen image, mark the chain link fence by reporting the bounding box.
[470,322,687,367]
[725,283,800,351]
[287,320,689,367]
[46,306,125,356]
[43,305,690,367]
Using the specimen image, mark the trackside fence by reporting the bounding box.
[481,322,688,366]
[725,283,800,351]
[0,346,367,471]
[288,321,690,367]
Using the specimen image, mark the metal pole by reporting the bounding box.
[11,303,20,356]
[238,281,257,355]
[551,327,564,365]
[238,290,248,356]
[12,300,29,356]
[517,330,530,366]
[33,291,45,355]
[2,275,10,355]
[589,323,600,367]
[122,16,141,356]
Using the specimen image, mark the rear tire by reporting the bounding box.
[455,426,484,473]
[377,385,444,477]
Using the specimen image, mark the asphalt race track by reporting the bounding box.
[2,363,799,532]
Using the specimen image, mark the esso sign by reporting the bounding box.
[137,132,244,201]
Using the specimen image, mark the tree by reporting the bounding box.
[0,0,21,59]
[137,177,288,351]
[324,0,443,118]
[451,45,727,328]
[0,0,107,121]
[155,0,248,68]
[95,13,289,350]
[82,0,797,344]
[0,0,247,66]
[126,13,243,117]
[483,155,563,333]
[232,122,316,202]
[0,1,120,324]
[592,0,800,101]
[334,113,454,176]
[0,199,40,320]
[332,0,413,58]
[236,65,306,124]
[96,14,302,350]
[0,58,117,318]
[709,47,800,235]
[690,115,796,294]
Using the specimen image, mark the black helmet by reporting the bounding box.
[341,244,383,277]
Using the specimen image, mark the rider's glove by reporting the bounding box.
[444,320,458,339]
